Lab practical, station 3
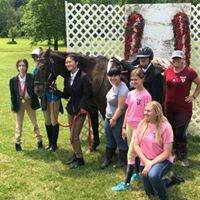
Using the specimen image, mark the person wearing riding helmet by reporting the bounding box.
[32,48,63,152]
[115,47,164,106]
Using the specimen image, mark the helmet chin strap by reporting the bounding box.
[140,61,151,69]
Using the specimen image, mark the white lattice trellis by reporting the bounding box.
[188,4,200,135]
[65,2,125,57]
[65,2,200,135]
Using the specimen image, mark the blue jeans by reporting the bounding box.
[104,114,128,150]
[140,160,172,200]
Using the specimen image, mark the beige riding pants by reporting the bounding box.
[43,100,60,126]
[15,99,42,144]
[126,124,136,165]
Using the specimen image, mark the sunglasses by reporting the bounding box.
[32,55,39,59]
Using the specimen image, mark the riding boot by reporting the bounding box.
[50,124,59,152]
[100,147,115,169]
[113,149,127,169]
[70,157,85,169]
[66,153,77,165]
[45,124,53,150]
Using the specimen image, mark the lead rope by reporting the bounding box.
[70,111,92,151]
[50,89,92,150]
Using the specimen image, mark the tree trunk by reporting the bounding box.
[54,39,58,50]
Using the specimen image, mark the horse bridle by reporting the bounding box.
[34,57,56,90]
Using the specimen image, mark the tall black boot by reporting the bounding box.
[100,147,115,169]
[70,157,85,169]
[113,149,127,169]
[90,107,100,152]
[45,124,53,150]
[50,124,59,152]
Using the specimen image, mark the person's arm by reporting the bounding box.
[122,109,128,140]
[114,55,138,72]
[185,76,200,103]
[142,143,172,176]
[151,73,164,105]
[134,136,150,165]
[110,96,126,127]
[9,78,16,112]
[79,75,92,113]
[53,78,70,99]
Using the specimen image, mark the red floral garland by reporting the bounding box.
[172,12,191,66]
[124,11,144,60]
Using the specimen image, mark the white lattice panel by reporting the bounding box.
[65,2,125,57]
[189,4,200,135]
[65,2,200,135]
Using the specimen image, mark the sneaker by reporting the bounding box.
[112,182,132,191]
[130,173,140,182]
[181,159,189,167]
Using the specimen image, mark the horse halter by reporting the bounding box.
[34,57,56,90]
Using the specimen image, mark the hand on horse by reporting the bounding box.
[114,55,123,62]
[48,83,57,93]
[110,118,117,128]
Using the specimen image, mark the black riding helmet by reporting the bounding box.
[107,66,122,76]
[136,47,154,60]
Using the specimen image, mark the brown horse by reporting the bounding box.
[34,49,169,150]
[34,49,121,151]
[33,49,115,116]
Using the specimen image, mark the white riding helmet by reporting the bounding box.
[31,48,41,55]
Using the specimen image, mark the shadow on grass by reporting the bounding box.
[22,147,69,164]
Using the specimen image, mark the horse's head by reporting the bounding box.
[107,57,131,87]
[34,48,56,97]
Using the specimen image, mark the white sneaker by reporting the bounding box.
[181,159,189,167]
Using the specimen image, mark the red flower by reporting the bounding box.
[172,12,191,66]
[124,11,144,60]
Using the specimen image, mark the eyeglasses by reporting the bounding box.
[32,55,39,59]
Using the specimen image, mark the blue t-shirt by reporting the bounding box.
[33,67,60,102]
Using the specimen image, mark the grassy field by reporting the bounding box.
[0,38,200,200]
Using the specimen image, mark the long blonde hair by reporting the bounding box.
[140,101,168,144]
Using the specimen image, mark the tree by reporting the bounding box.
[22,0,67,50]
[0,0,24,38]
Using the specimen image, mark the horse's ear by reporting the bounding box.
[44,47,51,57]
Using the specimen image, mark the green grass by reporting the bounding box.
[1,38,200,200]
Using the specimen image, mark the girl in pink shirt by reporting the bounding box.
[112,68,151,191]
[134,101,173,200]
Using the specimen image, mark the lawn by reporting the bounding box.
[0,38,200,200]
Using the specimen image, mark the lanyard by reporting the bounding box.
[18,76,27,99]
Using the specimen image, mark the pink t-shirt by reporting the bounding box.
[126,89,152,128]
[135,120,174,165]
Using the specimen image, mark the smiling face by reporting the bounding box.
[144,104,157,123]
[109,74,121,86]
[130,75,144,89]
[65,56,78,73]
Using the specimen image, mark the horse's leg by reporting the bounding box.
[89,106,100,151]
